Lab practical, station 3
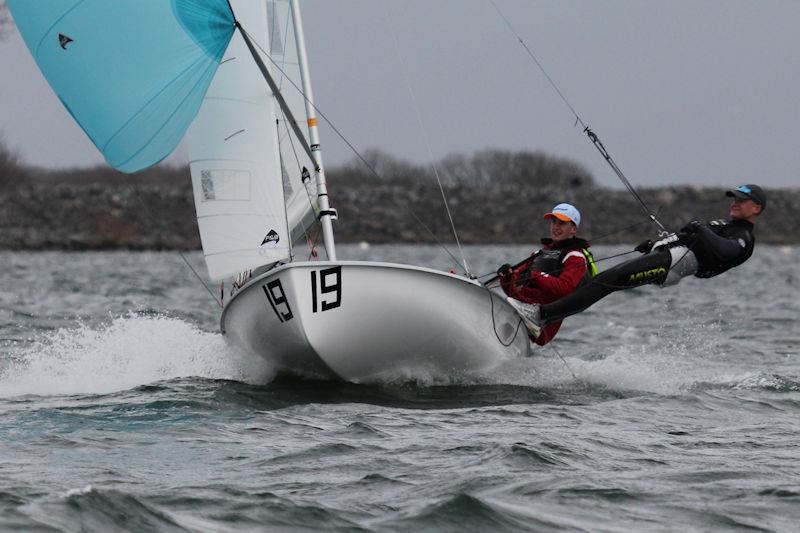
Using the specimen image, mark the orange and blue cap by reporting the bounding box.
[543,203,581,227]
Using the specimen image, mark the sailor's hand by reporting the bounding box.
[634,239,654,254]
[679,220,702,235]
[497,263,512,278]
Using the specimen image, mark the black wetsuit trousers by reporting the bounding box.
[541,249,672,323]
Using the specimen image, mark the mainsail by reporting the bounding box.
[188,0,319,281]
[8,0,235,173]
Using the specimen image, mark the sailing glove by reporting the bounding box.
[679,220,702,236]
[497,263,512,278]
[634,240,654,254]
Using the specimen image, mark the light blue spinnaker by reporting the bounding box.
[8,0,235,173]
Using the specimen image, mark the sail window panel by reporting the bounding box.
[266,1,300,66]
[200,170,252,202]
[266,1,284,55]
[191,160,285,220]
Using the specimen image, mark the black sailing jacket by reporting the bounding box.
[688,219,755,278]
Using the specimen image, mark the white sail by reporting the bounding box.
[188,0,317,281]
[268,0,320,248]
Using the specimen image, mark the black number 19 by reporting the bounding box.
[311,266,342,313]
[264,279,293,322]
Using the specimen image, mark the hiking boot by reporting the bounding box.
[506,297,542,338]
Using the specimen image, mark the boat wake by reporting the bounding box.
[0,314,275,398]
[2,314,793,403]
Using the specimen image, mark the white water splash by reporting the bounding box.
[0,314,274,397]
[62,485,94,498]
[458,322,733,395]
[693,371,800,392]
[354,339,695,393]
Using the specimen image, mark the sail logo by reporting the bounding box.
[58,34,74,50]
[628,267,666,283]
[261,229,280,246]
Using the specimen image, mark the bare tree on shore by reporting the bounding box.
[0,1,11,40]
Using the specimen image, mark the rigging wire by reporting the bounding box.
[487,0,669,236]
[383,4,470,275]
[273,49,324,260]
[127,182,222,307]
[477,212,663,283]
[482,238,698,293]
[237,24,470,273]
[589,208,662,242]
[272,2,320,239]
[273,53,321,259]
[480,248,639,287]
[550,343,578,380]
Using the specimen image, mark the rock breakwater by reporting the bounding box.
[1,149,795,249]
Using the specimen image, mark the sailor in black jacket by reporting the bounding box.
[507,185,766,338]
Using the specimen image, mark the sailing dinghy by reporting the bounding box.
[9,0,529,381]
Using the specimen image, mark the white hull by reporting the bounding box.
[221,261,530,382]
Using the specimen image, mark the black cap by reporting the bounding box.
[726,184,766,209]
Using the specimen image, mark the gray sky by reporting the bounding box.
[1,0,798,188]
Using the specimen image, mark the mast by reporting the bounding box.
[290,0,337,261]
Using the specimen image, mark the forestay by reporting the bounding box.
[188,0,319,281]
[8,0,235,173]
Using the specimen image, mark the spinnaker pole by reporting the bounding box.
[290,0,337,261]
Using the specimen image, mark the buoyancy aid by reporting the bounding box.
[529,249,562,275]
[524,237,596,285]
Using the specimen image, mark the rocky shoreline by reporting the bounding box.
[1,179,797,251]
[1,150,796,249]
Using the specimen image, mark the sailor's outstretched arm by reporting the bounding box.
[692,225,748,262]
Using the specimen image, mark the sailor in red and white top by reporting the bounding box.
[497,203,595,346]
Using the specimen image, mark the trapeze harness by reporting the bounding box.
[539,219,756,323]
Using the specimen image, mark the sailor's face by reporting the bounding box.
[729,197,762,221]
[549,219,577,241]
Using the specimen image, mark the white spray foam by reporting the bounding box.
[551,324,736,395]
[351,340,682,392]
[62,485,95,498]
[453,323,724,395]
[569,346,686,395]
[0,314,275,397]
[693,370,800,392]
[358,352,578,389]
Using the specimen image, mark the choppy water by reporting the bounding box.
[1,245,799,532]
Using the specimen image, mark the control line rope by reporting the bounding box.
[128,183,222,307]
[384,4,470,275]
